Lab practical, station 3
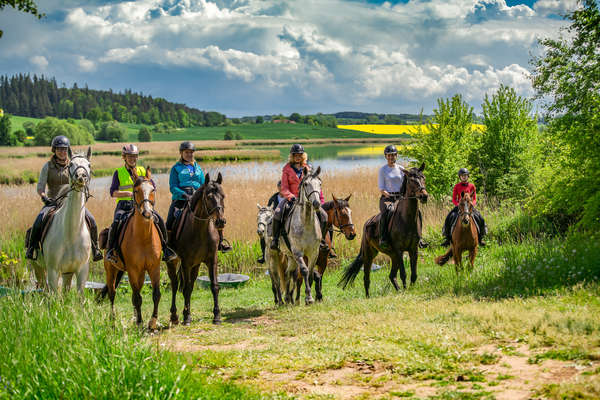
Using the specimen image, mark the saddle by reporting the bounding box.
[24,207,58,252]
[170,206,191,244]
[98,211,134,271]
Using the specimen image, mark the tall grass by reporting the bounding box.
[0,294,276,399]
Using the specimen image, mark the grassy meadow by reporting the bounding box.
[0,164,599,399]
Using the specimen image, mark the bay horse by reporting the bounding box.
[435,191,478,272]
[339,163,428,297]
[166,173,225,325]
[309,194,356,301]
[280,166,323,305]
[103,168,162,330]
[32,147,93,292]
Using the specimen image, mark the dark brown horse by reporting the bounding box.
[435,192,478,272]
[339,163,428,297]
[103,168,162,330]
[166,173,226,325]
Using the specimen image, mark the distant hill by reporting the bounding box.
[0,74,226,128]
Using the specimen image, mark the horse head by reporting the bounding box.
[458,191,474,227]
[256,204,274,237]
[194,172,226,228]
[68,146,92,190]
[405,162,428,203]
[331,194,356,240]
[301,165,322,209]
[133,166,155,219]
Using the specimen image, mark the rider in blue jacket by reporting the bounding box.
[167,141,232,252]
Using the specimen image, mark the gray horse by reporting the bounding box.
[279,166,323,305]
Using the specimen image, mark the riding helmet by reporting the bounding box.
[122,144,139,155]
[384,144,398,155]
[458,167,469,177]
[290,143,305,154]
[179,141,195,152]
[51,135,70,151]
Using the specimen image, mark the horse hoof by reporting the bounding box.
[183,317,191,326]
[212,318,222,325]
[170,315,180,326]
[305,297,314,305]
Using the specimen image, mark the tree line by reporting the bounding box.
[0,74,226,127]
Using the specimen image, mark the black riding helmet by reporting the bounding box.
[458,168,469,177]
[384,144,397,155]
[290,143,304,154]
[179,141,195,152]
[51,135,70,152]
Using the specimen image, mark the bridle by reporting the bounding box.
[257,207,273,232]
[191,186,224,222]
[133,181,155,214]
[331,203,354,233]
[299,175,321,207]
[458,197,473,221]
[402,173,427,200]
[52,155,92,203]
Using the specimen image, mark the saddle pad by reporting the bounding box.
[39,210,58,252]
[99,228,109,250]
[173,206,190,243]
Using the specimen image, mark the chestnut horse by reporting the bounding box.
[339,164,428,297]
[435,192,478,272]
[166,173,226,325]
[104,168,162,330]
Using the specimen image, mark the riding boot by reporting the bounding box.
[26,212,45,260]
[441,211,453,247]
[317,210,329,253]
[218,229,232,253]
[378,209,392,251]
[257,237,266,263]
[327,228,337,258]
[153,215,178,262]
[106,220,120,263]
[270,218,282,251]
[417,210,429,248]
[85,211,103,262]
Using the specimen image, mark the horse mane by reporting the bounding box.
[322,199,348,211]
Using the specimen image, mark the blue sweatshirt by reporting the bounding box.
[169,161,205,201]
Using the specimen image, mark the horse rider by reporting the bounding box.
[378,144,428,251]
[105,144,177,263]
[270,144,329,253]
[257,180,282,264]
[166,141,232,252]
[26,136,103,262]
[441,168,487,247]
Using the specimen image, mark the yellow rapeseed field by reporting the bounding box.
[337,124,485,135]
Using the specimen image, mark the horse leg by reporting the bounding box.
[105,263,117,315]
[207,256,221,325]
[295,268,303,305]
[294,252,313,305]
[284,258,295,304]
[314,270,323,302]
[182,264,197,326]
[148,266,161,332]
[363,245,377,298]
[468,247,477,272]
[409,249,418,285]
[452,245,462,274]
[76,262,90,293]
[47,266,59,292]
[388,253,401,290]
[166,259,180,325]
[62,272,74,293]
[129,272,144,326]
[32,261,46,289]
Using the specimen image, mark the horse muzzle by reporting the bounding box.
[312,199,321,209]
[142,210,153,219]
[215,218,226,229]
[419,191,429,204]
[346,232,357,240]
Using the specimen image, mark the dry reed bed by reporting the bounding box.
[0,166,447,246]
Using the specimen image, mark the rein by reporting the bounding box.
[331,205,354,233]
[190,188,222,222]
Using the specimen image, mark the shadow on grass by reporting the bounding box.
[223,307,265,324]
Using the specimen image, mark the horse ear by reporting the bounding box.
[257,204,262,211]
[86,146,92,160]
[419,162,425,171]
[68,147,73,160]
[205,173,210,184]
[460,191,464,198]
[216,172,223,185]
[303,166,308,176]
[313,166,321,177]
[344,194,352,202]
[145,166,152,180]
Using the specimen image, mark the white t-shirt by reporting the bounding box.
[378,163,405,193]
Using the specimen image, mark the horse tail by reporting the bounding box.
[338,250,364,289]
[435,248,453,266]
[95,270,124,303]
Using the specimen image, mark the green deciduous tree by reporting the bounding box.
[407,95,475,197]
[0,114,12,145]
[137,126,152,142]
[530,0,600,228]
[33,117,94,146]
[472,85,538,199]
[97,120,126,142]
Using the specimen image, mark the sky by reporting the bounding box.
[0,0,579,117]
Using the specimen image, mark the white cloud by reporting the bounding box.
[77,56,96,72]
[30,55,48,70]
[534,0,579,16]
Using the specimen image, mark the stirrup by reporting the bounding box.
[218,238,232,253]
[441,238,451,247]
[92,247,103,262]
[26,247,38,261]
[162,247,178,262]
[106,249,118,263]
[257,256,265,264]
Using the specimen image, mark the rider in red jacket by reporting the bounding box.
[442,168,487,246]
[270,144,328,252]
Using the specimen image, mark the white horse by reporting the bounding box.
[257,204,286,305]
[33,147,93,292]
[280,166,323,305]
